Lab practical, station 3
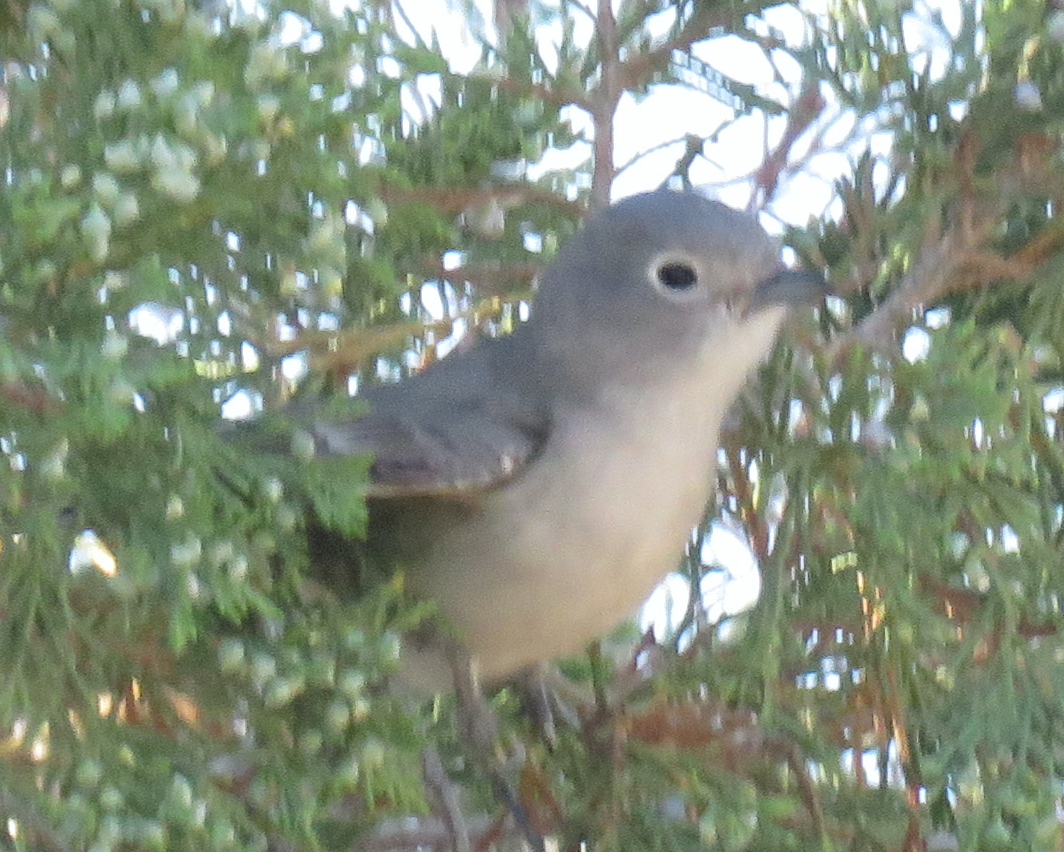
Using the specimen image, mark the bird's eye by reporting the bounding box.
[656,261,698,291]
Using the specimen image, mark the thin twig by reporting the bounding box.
[590,0,619,210]
[828,217,999,361]
[617,5,733,91]
[423,748,473,852]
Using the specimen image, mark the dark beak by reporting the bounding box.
[747,268,830,313]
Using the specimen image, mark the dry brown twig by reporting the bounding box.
[826,127,1064,361]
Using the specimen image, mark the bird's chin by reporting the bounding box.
[742,304,788,340]
[695,305,785,362]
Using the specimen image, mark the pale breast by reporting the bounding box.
[407,311,786,680]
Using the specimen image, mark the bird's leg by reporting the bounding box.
[421,747,473,852]
[445,641,547,852]
[509,665,557,747]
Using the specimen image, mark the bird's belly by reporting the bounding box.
[408,383,730,681]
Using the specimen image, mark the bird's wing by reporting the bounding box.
[307,336,551,499]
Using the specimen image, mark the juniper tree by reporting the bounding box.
[2,1,1064,851]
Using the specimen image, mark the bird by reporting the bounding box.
[248,190,825,688]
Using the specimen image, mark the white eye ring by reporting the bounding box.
[648,253,703,299]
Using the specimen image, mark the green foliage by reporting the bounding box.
[4,0,1064,850]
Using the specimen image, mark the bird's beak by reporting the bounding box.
[745,268,830,314]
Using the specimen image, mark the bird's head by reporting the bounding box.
[526,190,825,393]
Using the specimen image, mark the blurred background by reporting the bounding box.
[3,1,1064,850]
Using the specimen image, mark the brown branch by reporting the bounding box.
[0,382,61,415]
[423,747,473,852]
[236,271,534,374]
[778,739,828,843]
[826,123,1064,362]
[417,259,541,295]
[488,71,593,112]
[616,4,734,90]
[918,574,1060,643]
[590,0,619,210]
[826,215,1000,363]
[253,309,503,378]
[567,0,595,25]
[753,80,828,206]
[377,183,586,218]
[882,656,924,851]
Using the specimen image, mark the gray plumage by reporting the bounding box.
[279,190,824,685]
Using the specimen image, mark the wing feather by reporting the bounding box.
[306,335,550,498]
